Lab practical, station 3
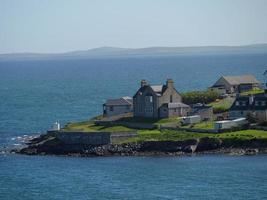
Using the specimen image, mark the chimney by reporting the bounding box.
[166,79,174,88]
[141,79,148,87]
[249,95,254,105]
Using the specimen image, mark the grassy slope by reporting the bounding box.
[62,119,267,144]
[182,121,214,129]
[63,121,134,132]
[241,88,264,96]
[124,129,267,143]
[208,97,235,113]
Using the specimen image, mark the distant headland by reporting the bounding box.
[1,43,267,61]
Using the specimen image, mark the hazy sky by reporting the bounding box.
[1,0,267,53]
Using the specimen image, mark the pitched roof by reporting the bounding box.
[192,103,212,112]
[222,75,260,86]
[133,84,167,97]
[229,96,250,111]
[230,95,267,111]
[104,97,133,106]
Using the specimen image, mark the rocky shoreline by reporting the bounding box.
[12,133,267,157]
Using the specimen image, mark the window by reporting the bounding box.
[242,102,246,106]
[235,101,239,106]
[126,105,130,110]
[145,95,153,103]
[170,95,173,103]
[109,106,114,111]
[262,101,266,106]
[145,107,153,113]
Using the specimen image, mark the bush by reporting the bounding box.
[213,106,228,114]
[182,90,220,105]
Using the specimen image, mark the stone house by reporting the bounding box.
[103,96,133,117]
[133,79,189,118]
[159,102,190,118]
[189,103,213,121]
[229,94,267,122]
[210,75,260,95]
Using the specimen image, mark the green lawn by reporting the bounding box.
[191,121,214,129]
[62,121,134,132]
[241,88,264,96]
[208,97,235,113]
[119,116,180,125]
[122,129,267,143]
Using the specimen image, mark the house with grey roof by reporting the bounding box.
[229,94,267,122]
[210,75,260,95]
[103,96,133,117]
[133,79,189,118]
[189,103,213,121]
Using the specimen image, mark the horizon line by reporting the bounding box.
[1,43,267,55]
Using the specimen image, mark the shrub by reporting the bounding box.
[181,90,220,105]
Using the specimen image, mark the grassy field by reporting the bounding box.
[182,121,215,129]
[63,121,134,132]
[122,129,267,143]
[241,88,264,96]
[63,117,181,132]
[62,119,267,144]
[119,116,180,125]
[208,97,235,113]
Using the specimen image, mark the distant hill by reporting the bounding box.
[1,44,267,61]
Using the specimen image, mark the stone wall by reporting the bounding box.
[56,131,138,145]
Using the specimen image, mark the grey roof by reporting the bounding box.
[222,75,260,86]
[104,97,133,106]
[192,103,212,112]
[151,85,164,93]
[230,96,267,111]
[165,102,190,108]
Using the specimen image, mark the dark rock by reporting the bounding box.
[196,137,222,152]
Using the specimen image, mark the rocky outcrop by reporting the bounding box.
[15,134,267,157]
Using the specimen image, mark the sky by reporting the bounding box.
[1,0,267,54]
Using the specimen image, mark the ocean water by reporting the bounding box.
[0,54,267,199]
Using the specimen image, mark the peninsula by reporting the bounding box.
[16,75,267,157]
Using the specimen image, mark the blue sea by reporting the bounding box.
[1,54,267,199]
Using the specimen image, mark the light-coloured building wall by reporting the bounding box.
[255,110,267,122]
[105,105,132,117]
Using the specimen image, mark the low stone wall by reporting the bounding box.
[55,131,138,145]
[251,125,267,131]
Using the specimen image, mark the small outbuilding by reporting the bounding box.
[181,115,201,125]
[159,102,190,118]
[103,96,133,117]
[190,103,213,121]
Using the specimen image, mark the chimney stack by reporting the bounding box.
[141,79,148,87]
[249,95,254,105]
[166,79,174,88]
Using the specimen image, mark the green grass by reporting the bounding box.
[123,129,267,143]
[62,120,267,144]
[208,97,235,113]
[191,121,214,129]
[241,88,264,96]
[62,121,134,132]
[119,116,180,125]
